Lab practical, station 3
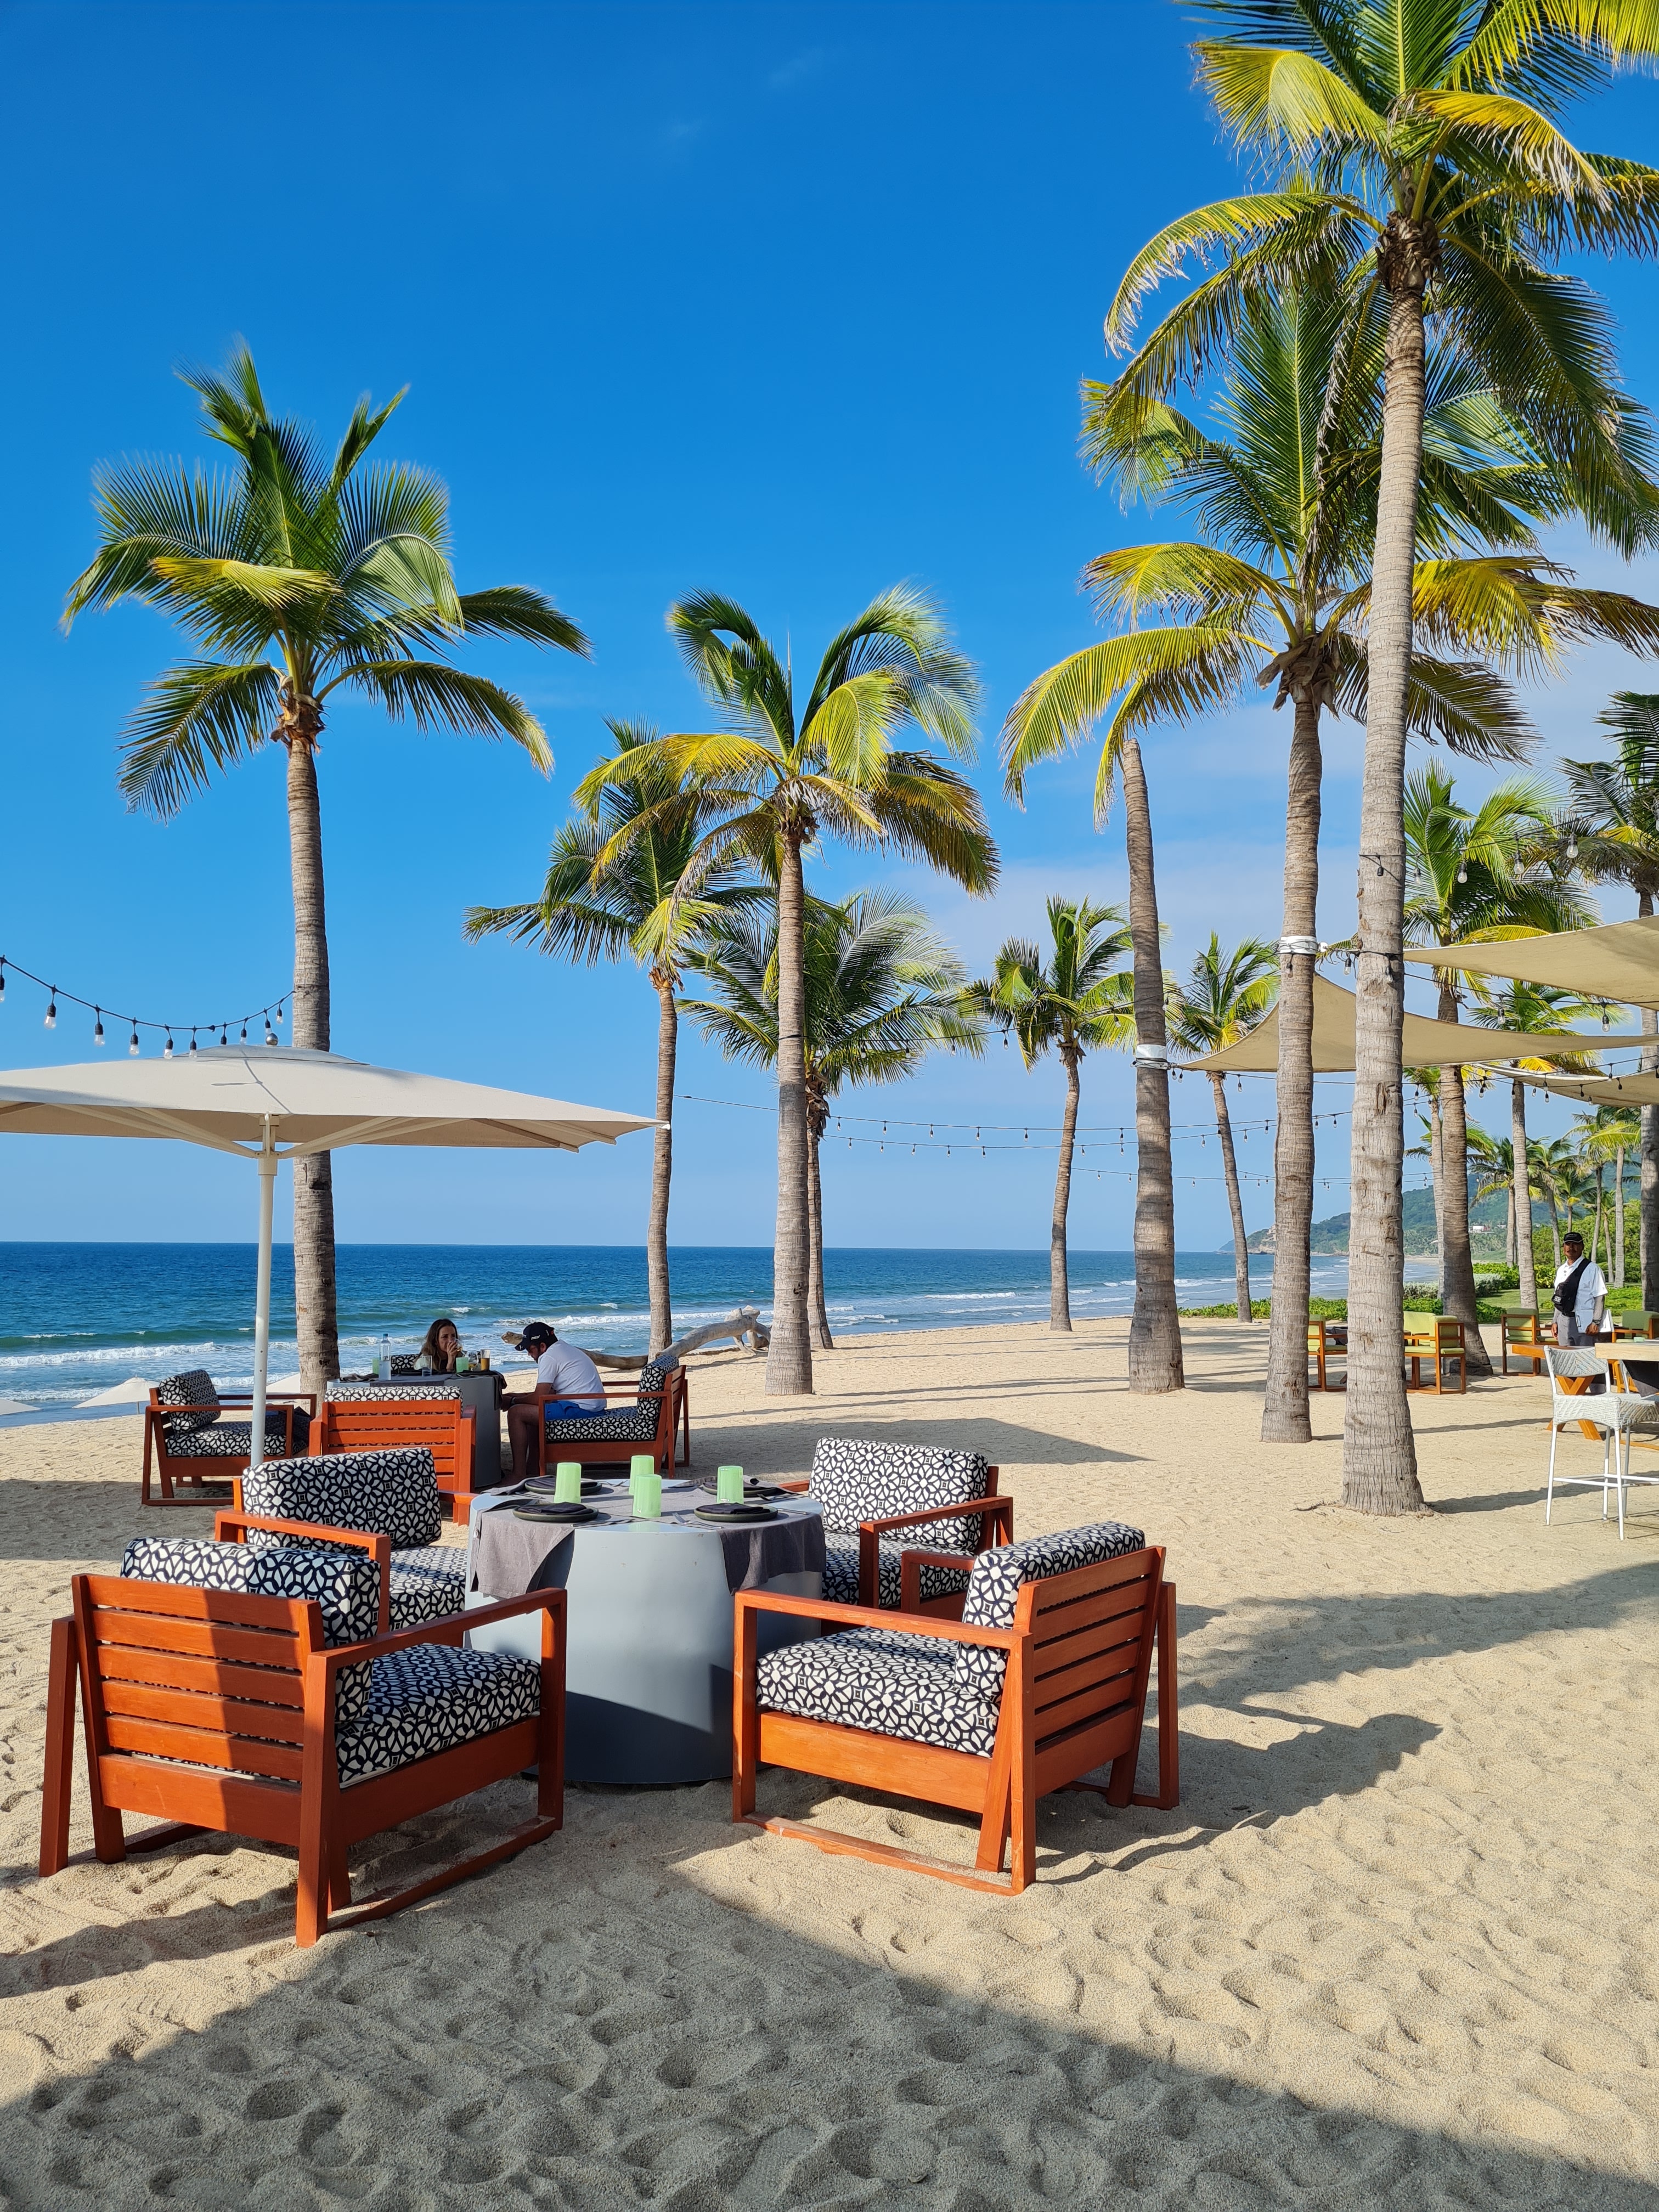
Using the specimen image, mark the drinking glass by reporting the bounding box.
[716,1465,745,1504]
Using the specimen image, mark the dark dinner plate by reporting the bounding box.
[526,1476,612,1499]
[514,1503,599,1523]
[693,1503,779,1524]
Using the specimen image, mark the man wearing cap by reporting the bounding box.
[506,1323,607,1483]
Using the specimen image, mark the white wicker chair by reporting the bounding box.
[1544,1347,1659,1538]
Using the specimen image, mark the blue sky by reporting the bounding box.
[3,1,1657,1253]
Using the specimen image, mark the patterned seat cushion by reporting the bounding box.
[755,1629,999,1757]
[166,1410,312,1460]
[808,1437,991,1553]
[953,1523,1147,1701]
[244,1448,442,1552]
[155,1368,221,1437]
[120,1536,380,1722]
[821,1532,975,1611]
[326,1383,461,1405]
[335,1644,539,1788]
[544,1357,676,1444]
[386,1543,468,1628]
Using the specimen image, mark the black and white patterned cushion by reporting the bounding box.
[755,1628,1000,1757]
[386,1544,470,1627]
[120,1535,380,1722]
[543,1357,676,1443]
[335,1643,539,1788]
[325,1383,461,1406]
[952,1522,1147,1702]
[821,1532,974,1611]
[154,1368,221,1438]
[165,1410,312,1460]
[244,1448,442,1553]
[808,1437,992,1553]
[388,1355,422,1375]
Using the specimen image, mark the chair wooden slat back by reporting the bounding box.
[74,1575,321,1793]
[1021,1548,1163,1774]
[314,1398,477,1517]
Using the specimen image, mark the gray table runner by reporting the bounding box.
[473,1489,824,1598]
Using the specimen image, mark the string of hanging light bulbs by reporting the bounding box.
[0,954,289,1058]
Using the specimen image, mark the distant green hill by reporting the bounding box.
[1245,1177,1518,1257]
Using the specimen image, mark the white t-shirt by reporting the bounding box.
[1554,1257,1607,1329]
[534,1340,606,1409]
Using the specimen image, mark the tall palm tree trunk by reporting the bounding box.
[1511,1079,1537,1312]
[1592,1166,1605,1269]
[1505,1184,1516,1267]
[1436,1040,1492,1376]
[807,1084,833,1352]
[647,978,677,1355]
[1210,1074,1252,1322]
[284,725,339,1399]
[1616,1144,1627,1288]
[1050,1049,1080,1332]
[1641,894,1658,1310]
[1342,223,1430,1515]
[1262,693,1321,1438]
[767,830,814,1395]
[1122,736,1183,1392]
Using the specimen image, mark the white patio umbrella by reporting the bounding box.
[0,1046,655,1463]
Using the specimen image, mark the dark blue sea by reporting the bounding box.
[0,1243,1362,1407]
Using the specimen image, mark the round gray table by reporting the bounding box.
[462,1482,823,1784]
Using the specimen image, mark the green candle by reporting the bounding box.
[716,1464,745,1504]
[554,1460,582,1504]
[629,1454,655,1497]
[634,1472,662,1519]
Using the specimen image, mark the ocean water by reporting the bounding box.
[0,1243,1387,1407]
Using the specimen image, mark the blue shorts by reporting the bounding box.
[542,1398,605,1423]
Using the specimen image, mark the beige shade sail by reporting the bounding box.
[1513,1066,1659,1109]
[1401,915,1659,1007]
[0,1045,656,1457]
[1186,974,1645,1075]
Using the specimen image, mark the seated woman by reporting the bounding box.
[416,1317,463,1373]
[506,1321,607,1483]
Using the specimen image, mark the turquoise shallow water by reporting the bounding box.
[0,1242,1370,1406]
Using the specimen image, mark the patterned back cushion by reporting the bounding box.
[808,1437,991,1551]
[952,1522,1148,1704]
[636,1358,676,1401]
[120,1534,380,1720]
[389,1354,422,1375]
[325,1383,460,1406]
[244,1447,442,1551]
[155,1368,221,1437]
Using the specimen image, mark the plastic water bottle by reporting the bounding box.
[378,1334,392,1381]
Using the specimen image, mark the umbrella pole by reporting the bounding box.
[250,1119,277,1471]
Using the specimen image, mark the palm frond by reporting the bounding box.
[117,660,281,818]
[329,661,551,765]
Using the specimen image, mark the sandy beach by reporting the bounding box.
[3,1317,1657,2209]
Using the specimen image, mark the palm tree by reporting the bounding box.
[1168,936,1278,1323]
[1101,4,1659,1511]
[681,891,982,1350]
[1012,281,1655,1441]
[1561,694,1659,1300]
[1403,765,1589,1374]
[1470,981,1602,1311]
[63,343,588,1397]
[969,901,1136,1334]
[1572,1103,1640,1286]
[578,589,995,1395]
[1468,1124,1517,1265]
[464,721,757,1353]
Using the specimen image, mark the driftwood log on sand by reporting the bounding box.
[503,1306,770,1374]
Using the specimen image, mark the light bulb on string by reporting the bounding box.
[188,1029,198,1059]
[128,1026,140,1056]
[44,989,57,1030]
[219,1029,228,1047]
[1457,864,1468,883]
[264,1013,278,1045]
[163,1032,174,1060]
[0,960,6,1004]
[240,1023,248,1044]
[93,1008,104,1047]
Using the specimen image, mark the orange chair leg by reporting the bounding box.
[39,1618,78,1877]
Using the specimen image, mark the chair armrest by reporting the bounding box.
[216,1392,317,1412]
[857,1496,1014,1539]
[319,1585,565,1668]
[213,1513,394,1634]
[898,1547,977,1611]
[732,1587,1015,1646]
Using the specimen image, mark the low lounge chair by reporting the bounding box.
[1403,1316,1467,1395]
[142,1368,315,1506]
[1502,1311,1549,1375]
[529,1358,689,1476]
[39,1542,563,1945]
[733,1523,1177,1893]
[1307,1318,1346,1392]
[313,1384,477,1521]
[807,1437,1014,1614]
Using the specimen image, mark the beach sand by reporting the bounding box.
[3,1318,1657,2209]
